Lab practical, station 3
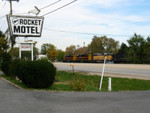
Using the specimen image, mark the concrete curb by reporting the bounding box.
[0,75,23,90]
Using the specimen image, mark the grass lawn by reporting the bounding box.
[1,71,150,92]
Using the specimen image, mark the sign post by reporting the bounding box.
[108,77,112,91]
[99,56,107,90]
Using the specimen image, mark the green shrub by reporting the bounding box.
[15,61,27,82]
[1,61,12,76]
[69,77,86,91]
[1,59,21,77]
[1,52,11,62]
[16,60,56,88]
[9,59,21,78]
[0,53,11,75]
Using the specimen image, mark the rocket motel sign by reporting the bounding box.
[7,15,44,37]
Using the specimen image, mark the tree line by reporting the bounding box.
[119,33,150,64]
[0,29,150,64]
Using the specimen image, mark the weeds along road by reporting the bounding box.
[54,62,150,79]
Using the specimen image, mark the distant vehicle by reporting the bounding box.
[37,54,47,60]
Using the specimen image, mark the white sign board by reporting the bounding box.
[21,43,31,51]
[7,15,44,37]
[19,41,34,60]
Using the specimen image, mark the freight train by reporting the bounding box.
[63,53,129,63]
[63,53,114,63]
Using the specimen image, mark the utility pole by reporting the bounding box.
[3,0,19,58]
[9,0,12,15]
[9,0,14,58]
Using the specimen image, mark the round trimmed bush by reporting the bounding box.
[16,60,56,88]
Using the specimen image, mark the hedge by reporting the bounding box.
[1,59,56,88]
[15,60,56,88]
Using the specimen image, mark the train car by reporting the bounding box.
[76,54,88,62]
[63,55,75,62]
[63,53,131,63]
[92,53,113,63]
[76,54,92,62]
[63,54,92,62]
[92,53,104,63]
[113,53,130,63]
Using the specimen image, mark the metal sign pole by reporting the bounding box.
[108,77,112,91]
[99,56,107,90]
[19,43,21,59]
[31,43,33,61]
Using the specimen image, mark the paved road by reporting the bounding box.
[54,63,150,78]
[1,77,150,113]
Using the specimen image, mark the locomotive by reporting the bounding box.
[63,53,114,63]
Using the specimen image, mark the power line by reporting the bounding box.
[2,1,7,8]
[12,11,28,15]
[42,0,77,16]
[44,28,134,37]
[40,0,61,10]
[13,0,35,14]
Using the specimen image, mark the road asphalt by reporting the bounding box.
[1,77,150,113]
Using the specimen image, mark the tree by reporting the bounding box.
[76,47,89,55]
[118,43,128,55]
[127,33,145,64]
[41,43,51,55]
[106,38,119,53]
[114,43,129,63]
[65,45,76,55]
[0,30,9,59]
[56,49,65,61]
[144,37,150,63]
[47,44,57,61]
[90,36,119,54]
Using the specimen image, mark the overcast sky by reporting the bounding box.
[1,0,150,51]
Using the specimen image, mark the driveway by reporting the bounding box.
[0,77,150,113]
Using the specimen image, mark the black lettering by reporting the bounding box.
[31,27,35,33]
[26,26,30,33]
[36,27,40,34]
[21,26,26,33]
[19,19,42,25]
[20,19,23,25]
[32,20,35,25]
[34,20,38,25]
[24,19,27,25]
[14,26,20,33]
[28,20,31,25]
[38,20,41,25]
